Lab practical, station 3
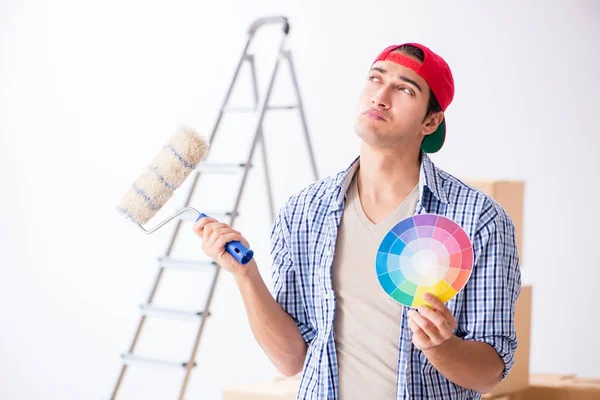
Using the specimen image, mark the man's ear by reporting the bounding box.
[422,111,444,136]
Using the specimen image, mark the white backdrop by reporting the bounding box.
[1,0,599,398]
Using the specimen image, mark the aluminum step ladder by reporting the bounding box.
[110,15,319,399]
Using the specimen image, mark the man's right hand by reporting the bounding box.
[192,216,253,276]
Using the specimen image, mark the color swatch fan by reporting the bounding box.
[375,214,473,308]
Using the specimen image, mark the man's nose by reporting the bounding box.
[371,87,391,109]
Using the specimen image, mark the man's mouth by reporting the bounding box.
[363,109,387,121]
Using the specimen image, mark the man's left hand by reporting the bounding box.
[407,293,458,351]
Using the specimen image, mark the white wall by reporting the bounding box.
[1,0,599,398]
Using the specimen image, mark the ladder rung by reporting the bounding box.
[268,104,298,110]
[121,353,196,369]
[158,256,216,271]
[223,105,298,112]
[139,304,209,320]
[223,106,256,113]
[195,163,249,174]
[178,211,236,223]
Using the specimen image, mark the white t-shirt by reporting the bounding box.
[332,170,419,399]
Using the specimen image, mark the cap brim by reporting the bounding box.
[421,118,446,153]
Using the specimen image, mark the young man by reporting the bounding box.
[194,43,521,400]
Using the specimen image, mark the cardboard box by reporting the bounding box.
[483,395,524,400]
[481,392,528,400]
[462,180,525,264]
[222,378,299,400]
[521,374,600,400]
[273,372,301,382]
[483,284,532,398]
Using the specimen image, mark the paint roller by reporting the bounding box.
[117,125,254,265]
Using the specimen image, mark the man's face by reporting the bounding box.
[354,51,435,150]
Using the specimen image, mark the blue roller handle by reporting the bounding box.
[195,213,254,265]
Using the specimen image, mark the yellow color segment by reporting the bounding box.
[412,284,433,308]
[411,295,428,308]
[438,286,458,303]
[431,280,452,295]
[411,281,458,308]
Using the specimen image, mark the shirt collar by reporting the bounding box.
[330,151,449,210]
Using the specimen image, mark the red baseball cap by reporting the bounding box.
[372,43,455,153]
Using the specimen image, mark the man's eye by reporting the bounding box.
[369,75,381,82]
[398,87,413,96]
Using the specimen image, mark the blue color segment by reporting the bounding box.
[389,238,407,255]
[378,231,399,253]
[387,253,401,273]
[378,273,398,295]
[376,252,389,276]
[392,217,415,236]
[388,268,406,287]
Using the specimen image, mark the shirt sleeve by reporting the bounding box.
[459,205,522,381]
[270,207,317,345]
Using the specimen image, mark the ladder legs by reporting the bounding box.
[285,51,320,181]
[208,43,254,145]
[248,55,276,224]
[258,130,276,224]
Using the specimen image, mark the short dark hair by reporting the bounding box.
[394,44,442,120]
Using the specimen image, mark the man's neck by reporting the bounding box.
[356,143,421,211]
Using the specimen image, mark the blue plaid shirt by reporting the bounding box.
[270,152,521,399]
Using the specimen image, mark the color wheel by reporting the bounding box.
[375,214,474,308]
